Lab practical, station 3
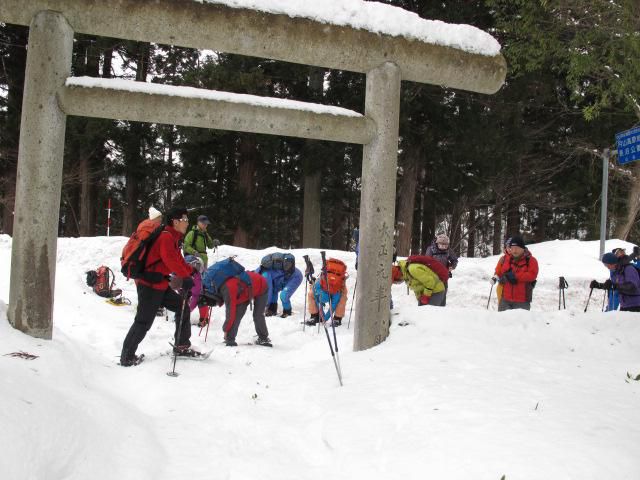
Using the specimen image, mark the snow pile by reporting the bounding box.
[199,0,501,56]
[66,77,364,118]
[1,236,639,479]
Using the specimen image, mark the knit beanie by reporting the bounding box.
[509,235,526,249]
[601,252,618,265]
[148,206,162,221]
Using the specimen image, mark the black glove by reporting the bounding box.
[448,271,453,279]
[504,271,517,284]
[181,276,194,292]
[213,238,221,247]
[589,280,603,289]
[169,274,182,290]
[603,279,613,290]
[199,291,223,306]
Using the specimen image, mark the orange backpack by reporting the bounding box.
[320,258,348,294]
[120,220,165,281]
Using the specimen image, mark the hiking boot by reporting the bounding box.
[332,316,342,327]
[265,303,278,317]
[173,345,202,357]
[120,353,143,367]
[305,313,320,326]
[224,335,238,347]
[156,307,166,317]
[255,336,273,347]
[280,308,292,318]
[198,317,209,328]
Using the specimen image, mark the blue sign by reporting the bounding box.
[616,126,640,165]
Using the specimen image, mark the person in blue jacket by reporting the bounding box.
[258,252,303,318]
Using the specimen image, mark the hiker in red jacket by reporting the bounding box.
[120,207,197,366]
[494,235,539,311]
[202,269,271,347]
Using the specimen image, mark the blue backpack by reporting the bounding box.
[260,252,295,275]
[203,257,252,296]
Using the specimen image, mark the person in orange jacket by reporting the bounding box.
[120,207,197,366]
[494,235,539,311]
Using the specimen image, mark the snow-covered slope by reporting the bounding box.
[1,236,639,479]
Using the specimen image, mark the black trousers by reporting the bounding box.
[121,284,191,360]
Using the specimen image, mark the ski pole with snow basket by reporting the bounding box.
[314,295,343,387]
[601,289,607,312]
[584,287,594,313]
[167,290,190,378]
[302,254,315,332]
[347,276,357,329]
[321,251,342,377]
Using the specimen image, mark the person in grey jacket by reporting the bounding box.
[424,234,458,306]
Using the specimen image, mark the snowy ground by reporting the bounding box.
[1,235,639,480]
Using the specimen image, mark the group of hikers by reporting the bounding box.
[115,206,639,367]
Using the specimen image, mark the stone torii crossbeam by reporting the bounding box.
[0,0,506,350]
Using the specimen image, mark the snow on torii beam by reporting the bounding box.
[1,0,506,348]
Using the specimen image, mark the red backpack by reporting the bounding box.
[120,220,165,281]
[320,258,348,294]
[406,255,449,284]
[85,266,121,298]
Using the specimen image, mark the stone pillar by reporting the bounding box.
[353,62,401,351]
[8,11,74,339]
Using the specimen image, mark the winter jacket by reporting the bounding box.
[136,225,193,291]
[261,268,303,309]
[183,226,215,267]
[610,257,640,309]
[399,259,445,301]
[219,271,268,332]
[188,271,203,312]
[309,279,347,321]
[425,242,458,270]
[494,251,539,303]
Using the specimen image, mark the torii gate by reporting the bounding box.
[1,0,506,350]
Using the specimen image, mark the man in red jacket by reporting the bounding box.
[203,269,271,347]
[495,235,539,311]
[120,207,196,366]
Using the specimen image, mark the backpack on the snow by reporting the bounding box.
[406,255,450,284]
[120,220,165,282]
[320,258,348,294]
[260,252,295,275]
[203,257,253,298]
[85,266,121,298]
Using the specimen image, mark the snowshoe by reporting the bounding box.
[120,353,145,367]
[172,345,202,358]
[224,335,238,347]
[255,337,273,347]
[331,317,342,327]
[305,313,320,326]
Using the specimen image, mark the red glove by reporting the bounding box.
[419,294,431,306]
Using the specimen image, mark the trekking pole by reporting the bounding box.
[314,296,343,386]
[601,289,607,312]
[302,254,315,332]
[584,287,594,313]
[320,251,341,378]
[204,306,213,342]
[347,276,358,329]
[167,289,190,377]
[486,283,494,310]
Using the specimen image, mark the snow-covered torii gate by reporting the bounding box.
[1,0,506,349]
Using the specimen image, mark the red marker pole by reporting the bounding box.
[106,198,112,237]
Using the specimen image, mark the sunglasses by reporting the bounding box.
[177,217,189,223]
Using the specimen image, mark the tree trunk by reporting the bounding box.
[302,170,321,247]
[421,196,436,253]
[533,208,548,243]
[492,202,502,255]
[396,146,419,256]
[506,202,521,237]
[449,202,463,256]
[233,134,258,247]
[614,162,640,240]
[467,207,476,257]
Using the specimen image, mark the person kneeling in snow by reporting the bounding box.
[257,252,303,318]
[590,252,640,312]
[305,258,348,327]
[183,255,210,326]
[201,259,272,347]
[494,235,538,311]
[398,258,446,307]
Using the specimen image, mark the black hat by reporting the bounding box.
[509,235,526,249]
[197,215,210,225]
[166,207,188,223]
